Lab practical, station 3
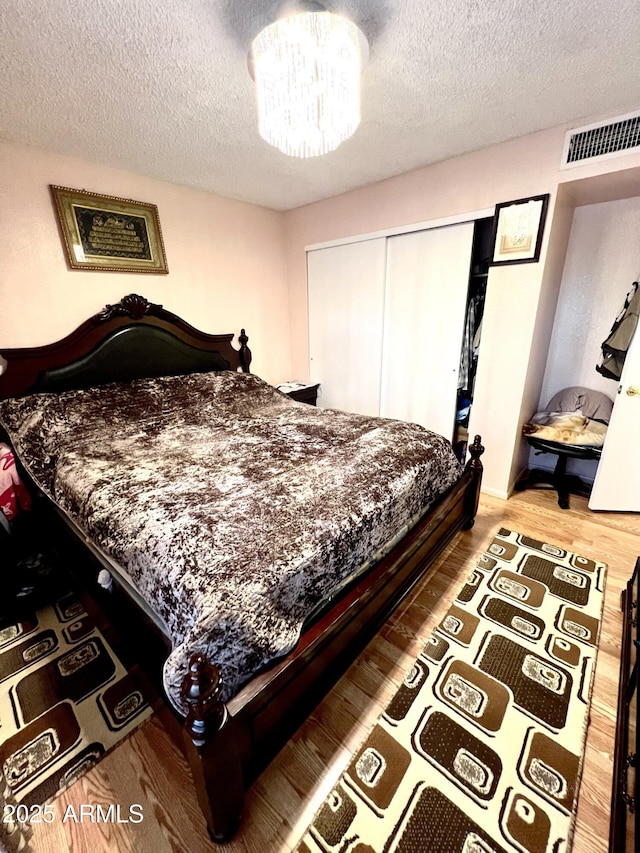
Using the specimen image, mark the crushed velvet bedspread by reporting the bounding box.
[0,372,462,710]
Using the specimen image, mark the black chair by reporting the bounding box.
[515,436,602,509]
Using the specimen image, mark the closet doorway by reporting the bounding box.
[534,190,640,512]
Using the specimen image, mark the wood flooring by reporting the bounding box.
[26,489,639,853]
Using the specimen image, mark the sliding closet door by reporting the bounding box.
[308,238,386,415]
[380,223,474,439]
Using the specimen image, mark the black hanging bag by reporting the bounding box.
[596,281,640,380]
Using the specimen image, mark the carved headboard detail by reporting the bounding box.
[95,293,164,322]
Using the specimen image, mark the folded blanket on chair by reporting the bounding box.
[522,412,607,446]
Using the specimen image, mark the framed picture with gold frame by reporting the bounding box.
[50,185,169,273]
[489,194,550,266]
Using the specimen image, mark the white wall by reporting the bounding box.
[0,138,290,384]
[540,196,640,404]
[513,193,576,486]
[532,195,640,481]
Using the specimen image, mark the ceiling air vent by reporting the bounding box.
[561,110,640,169]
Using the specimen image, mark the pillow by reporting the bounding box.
[544,386,614,423]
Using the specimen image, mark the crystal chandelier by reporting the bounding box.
[250,8,368,158]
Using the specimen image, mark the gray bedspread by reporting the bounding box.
[0,372,462,710]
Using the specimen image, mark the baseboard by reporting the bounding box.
[480,485,510,500]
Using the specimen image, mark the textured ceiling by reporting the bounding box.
[1,0,639,211]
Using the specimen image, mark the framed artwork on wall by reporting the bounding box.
[489,193,550,266]
[50,185,169,273]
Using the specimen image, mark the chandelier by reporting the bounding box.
[249,8,368,158]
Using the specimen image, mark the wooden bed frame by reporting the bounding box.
[0,294,484,841]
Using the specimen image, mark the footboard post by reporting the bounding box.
[181,653,244,843]
[463,434,484,528]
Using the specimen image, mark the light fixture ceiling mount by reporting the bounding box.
[249,4,369,159]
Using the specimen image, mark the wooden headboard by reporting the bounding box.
[0,294,252,400]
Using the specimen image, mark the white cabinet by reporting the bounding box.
[307,223,475,439]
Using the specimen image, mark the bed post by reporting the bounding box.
[238,329,252,373]
[181,653,244,842]
[463,434,484,528]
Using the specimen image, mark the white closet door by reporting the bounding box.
[308,238,386,415]
[589,327,640,511]
[380,223,474,439]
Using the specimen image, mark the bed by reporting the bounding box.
[0,293,484,841]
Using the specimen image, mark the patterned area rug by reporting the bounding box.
[295,528,607,853]
[0,580,153,851]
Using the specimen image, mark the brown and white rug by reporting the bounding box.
[295,528,607,853]
[0,585,153,851]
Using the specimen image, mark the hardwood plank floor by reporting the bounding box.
[26,489,639,852]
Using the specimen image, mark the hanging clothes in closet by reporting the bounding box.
[458,291,485,393]
[597,280,640,380]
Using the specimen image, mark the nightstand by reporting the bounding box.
[277,383,320,406]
